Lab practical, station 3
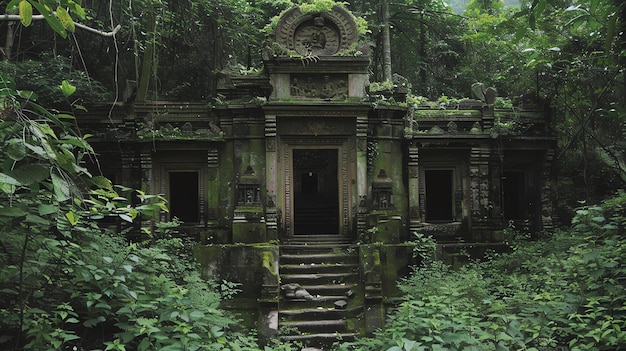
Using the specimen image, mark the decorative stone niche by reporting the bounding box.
[372,169,393,210]
[233,165,267,243]
[238,166,262,206]
[368,169,401,243]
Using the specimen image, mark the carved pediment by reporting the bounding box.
[274,5,358,56]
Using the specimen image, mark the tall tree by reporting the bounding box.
[381,0,392,81]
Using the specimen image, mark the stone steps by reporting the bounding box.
[278,241,363,349]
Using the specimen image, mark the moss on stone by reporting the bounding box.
[413,109,482,119]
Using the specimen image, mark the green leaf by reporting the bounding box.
[51,172,71,202]
[189,310,205,319]
[6,164,49,185]
[30,1,67,38]
[0,206,27,217]
[60,80,77,98]
[119,213,133,222]
[38,204,58,216]
[65,211,79,226]
[0,172,21,186]
[5,138,27,161]
[56,6,75,32]
[69,2,86,19]
[19,0,33,27]
[25,214,51,225]
[89,176,114,191]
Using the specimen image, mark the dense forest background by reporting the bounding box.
[1,0,625,350]
[2,0,622,205]
[446,0,519,14]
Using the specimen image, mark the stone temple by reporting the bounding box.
[78,4,556,348]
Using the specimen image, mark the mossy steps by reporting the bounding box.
[278,240,363,349]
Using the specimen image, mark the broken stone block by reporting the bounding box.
[334,300,347,309]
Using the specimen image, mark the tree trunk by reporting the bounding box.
[2,21,15,60]
[419,7,426,85]
[381,0,392,82]
[136,9,157,102]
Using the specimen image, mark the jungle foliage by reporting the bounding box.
[0,72,263,349]
[1,0,625,350]
[339,190,626,350]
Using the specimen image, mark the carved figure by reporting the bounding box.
[291,78,303,96]
[310,31,326,49]
[320,75,335,99]
[336,80,348,99]
[303,77,318,97]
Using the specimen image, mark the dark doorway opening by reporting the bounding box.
[169,171,199,223]
[425,170,453,221]
[503,171,526,219]
[301,172,319,195]
[293,149,339,234]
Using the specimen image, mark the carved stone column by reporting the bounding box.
[408,144,421,232]
[140,150,152,195]
[265,114,279,241]
[356,115,368,240]
[469,146,491,240]
[206,149,219,225]
[540,149,555,232]
[121,149,140,190]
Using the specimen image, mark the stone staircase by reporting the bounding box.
[278,237,363,349]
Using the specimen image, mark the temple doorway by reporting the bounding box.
[292,149,339,234]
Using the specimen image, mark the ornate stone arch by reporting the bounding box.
[274,5,358,56]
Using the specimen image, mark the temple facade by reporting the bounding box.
[78,5,556,346]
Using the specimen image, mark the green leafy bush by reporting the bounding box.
[0,54,112,107]
[0,73,261,350]
[342,191,626,351]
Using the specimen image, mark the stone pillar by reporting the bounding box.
[469,146,491,240]
[265,114,279,240]
[258,249,279,341]
[206,149,220,239]
[540,149,555,232]
[139,150,154,229]
[140,150,152,194]
[356,115,369,241]
[408,144,421,233]
[121,149,140,190]
[360,246,383,334]
[206,149,220,224]
[489,156,503,224]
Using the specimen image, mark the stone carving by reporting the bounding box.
[290,74,348,99]
[471,82,497,105]
[447,121,458,133]
[469,122,482,134]
[293,16,339,56]
[137,117,223,140]
[274,6,358,56]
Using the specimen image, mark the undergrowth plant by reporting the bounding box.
[0,72,265,350]
[339,191,626,351]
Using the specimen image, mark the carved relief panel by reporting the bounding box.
[290,74,348,100]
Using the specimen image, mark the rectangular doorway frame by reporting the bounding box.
[281,138,352,238]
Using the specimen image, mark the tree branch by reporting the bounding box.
[0,14,121,37]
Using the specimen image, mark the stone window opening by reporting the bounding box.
[502,170,528,220]
[424,169,454,222]
[168,171,200,223]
